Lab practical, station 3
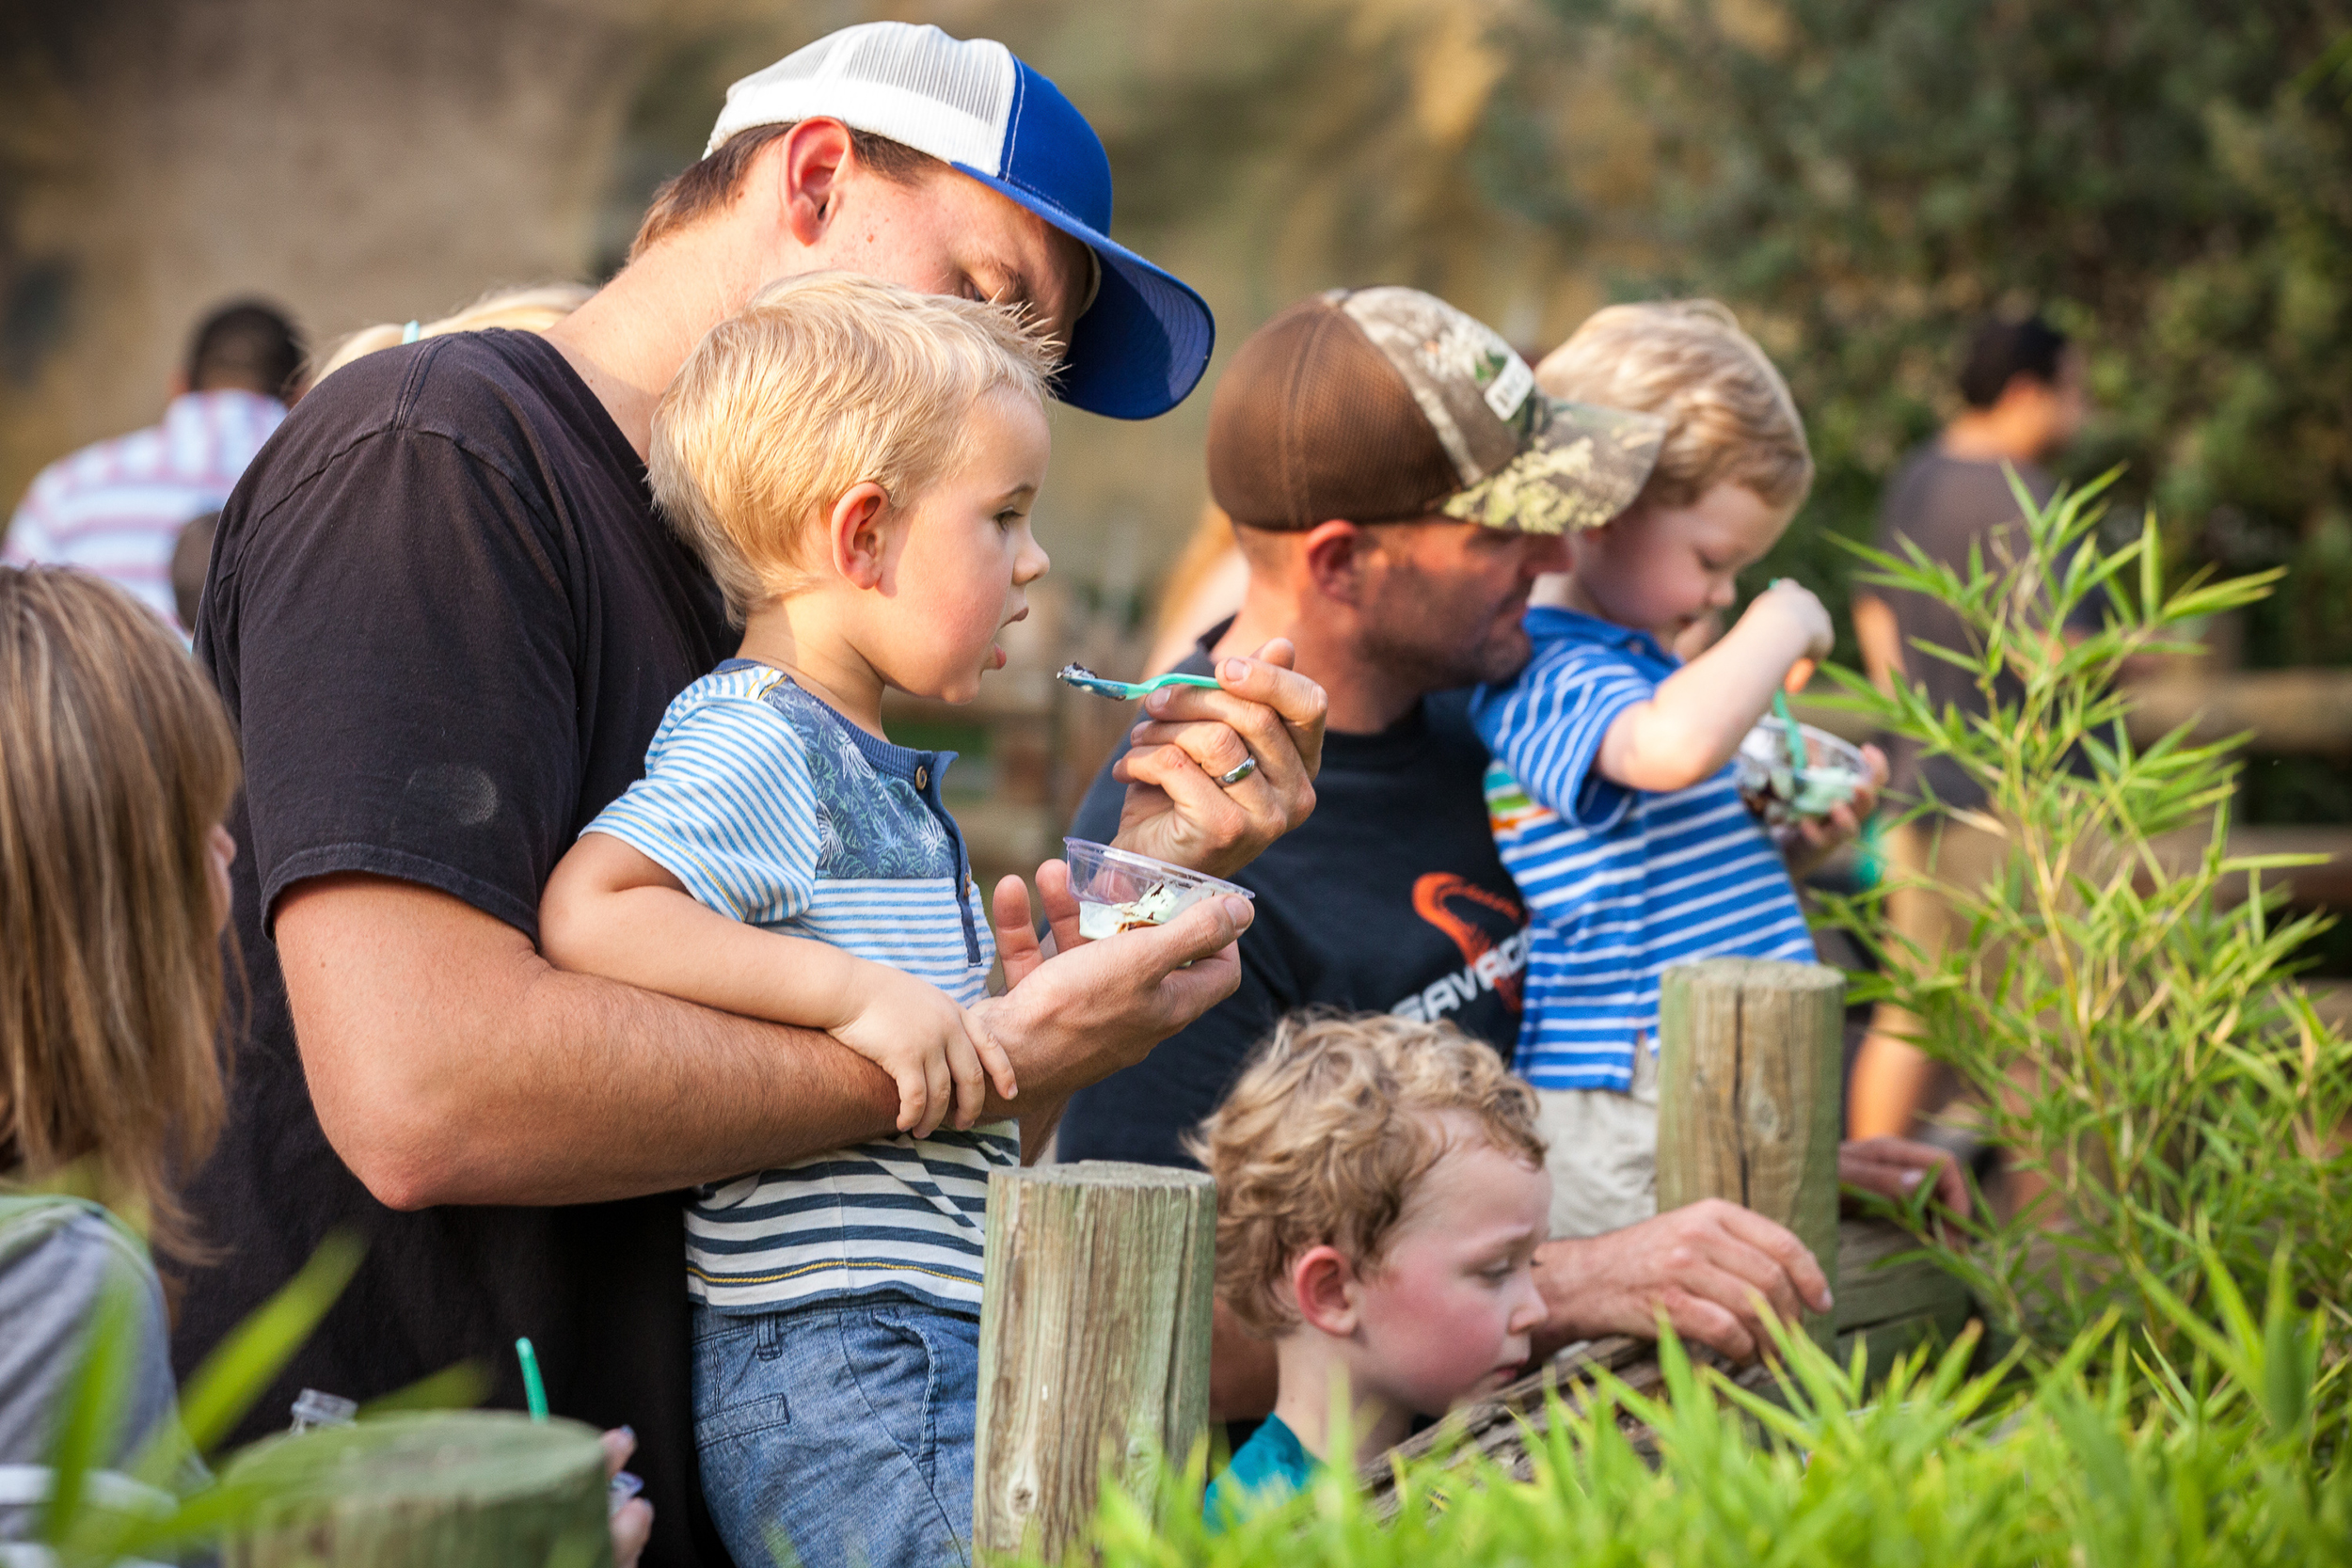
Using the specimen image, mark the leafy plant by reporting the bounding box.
[28,1232,361,1566]
[1815,474,2352,1368]
[1037,1265,2352,1567]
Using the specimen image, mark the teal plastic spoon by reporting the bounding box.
[1771,687,1809,772]
[1057,662,1223,701]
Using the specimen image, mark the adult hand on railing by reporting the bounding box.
[1529,1198,1835,1365]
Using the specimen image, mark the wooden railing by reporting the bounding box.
[1362,958,1971,1508]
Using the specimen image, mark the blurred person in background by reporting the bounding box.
[168,288,588,634]
[4,300,301,630]
[1144,503,1249,674]
[1847,312,2090,1143]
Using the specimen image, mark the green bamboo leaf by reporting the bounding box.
[157,1228,364,1465]
[37,1275,140,1542]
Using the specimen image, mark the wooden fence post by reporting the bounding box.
[973,1160,1216,1562]
[1656,957,1845,1349]
[223,1411,612,1567]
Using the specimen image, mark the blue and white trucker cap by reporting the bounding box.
[706,23,1214,420]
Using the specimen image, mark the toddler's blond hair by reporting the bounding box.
[651,272,1059,620]
[309,282,592,388]
[1189,1010,1545,1338]
[1537,300,1812,514]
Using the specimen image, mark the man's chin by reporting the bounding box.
[1471,625,1535,686]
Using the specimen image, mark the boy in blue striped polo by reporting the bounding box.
[1468,301,1883,1243]
[536,272,1057,1568]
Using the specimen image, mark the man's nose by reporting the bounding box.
[1521,535,1570,577]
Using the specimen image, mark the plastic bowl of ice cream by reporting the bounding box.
[1734,721,1870,828]
[1062,838,1254,941]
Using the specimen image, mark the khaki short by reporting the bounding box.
[1536,1042,1661,1241]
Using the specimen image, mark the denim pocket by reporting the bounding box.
[698,1391,790,1445]
[850,1305,980,1492]
[692,1314,794,1446]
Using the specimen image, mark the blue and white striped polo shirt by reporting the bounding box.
[585,659,1015,1317]
[1468,608,1814,1091]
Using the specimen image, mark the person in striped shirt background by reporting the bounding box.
[4,301,300,629]
[1467,301,1888,1243]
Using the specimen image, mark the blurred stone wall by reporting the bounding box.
[2,0,1647,609]
[0,0,654,519]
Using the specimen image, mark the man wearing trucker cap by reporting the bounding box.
[1062,288,1963,1415]
[183,24,1323,1565]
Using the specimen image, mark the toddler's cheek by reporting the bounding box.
[1374,1304,1517,1412]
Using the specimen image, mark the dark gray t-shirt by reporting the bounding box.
[0,1197,181,1539]
[1869,449,2095,812]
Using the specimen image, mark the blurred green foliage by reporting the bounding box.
[1496,1,2352,672]
[1036,1267,2350,1568]
[1818,479,2352,1364]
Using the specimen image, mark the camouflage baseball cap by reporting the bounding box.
[1207,286,1665,533]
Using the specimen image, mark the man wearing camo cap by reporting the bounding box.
[1063,287,1951,1418]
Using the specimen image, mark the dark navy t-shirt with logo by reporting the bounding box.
[1057,638,1528,1168]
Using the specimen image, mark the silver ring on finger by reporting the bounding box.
[1216,755,1259,788]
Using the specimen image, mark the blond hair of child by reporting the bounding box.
[308,281,594,388]
[650,270,1059,621]
[1536,299,1813,515]
[1,567,241,1260]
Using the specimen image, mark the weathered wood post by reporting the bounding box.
[1656,957,1845,1350]
[973,1160,1216,1562]
[223,1410,612,1567]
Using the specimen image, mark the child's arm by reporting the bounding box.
[540,832,1014,1137]
[1595,580,1834,794]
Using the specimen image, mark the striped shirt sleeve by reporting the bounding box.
[1469,641,1650,830]
[585,692,820,926]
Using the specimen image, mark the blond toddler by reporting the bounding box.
[536,272,1056,1568]
[1469,301,1881,1240]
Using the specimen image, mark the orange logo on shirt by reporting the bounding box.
[1410,873,1528,1014]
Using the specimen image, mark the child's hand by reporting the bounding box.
[831,964,1017,1137]
[1753,578,1835,669]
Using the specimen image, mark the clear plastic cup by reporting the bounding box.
[1061,838,1254,941]
[1735,721,1870,827]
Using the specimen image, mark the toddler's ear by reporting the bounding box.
[1291,1244,1361,1337]
[828,483,894,590]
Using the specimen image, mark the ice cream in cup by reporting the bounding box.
[1733,720,1870,834]
[1062,838,1253,941]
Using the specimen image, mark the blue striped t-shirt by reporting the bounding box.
[1468,608,1814,1091]
[585,659,1016,1317]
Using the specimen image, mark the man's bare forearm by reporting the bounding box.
[281,875,902,1209]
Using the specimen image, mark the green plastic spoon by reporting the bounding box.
[1057,662,1224,701]
[1772,687,1810,772]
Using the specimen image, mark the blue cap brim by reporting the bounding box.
[952,164,1215,421]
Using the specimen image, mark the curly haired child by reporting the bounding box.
[1189,1010,1550,1527]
